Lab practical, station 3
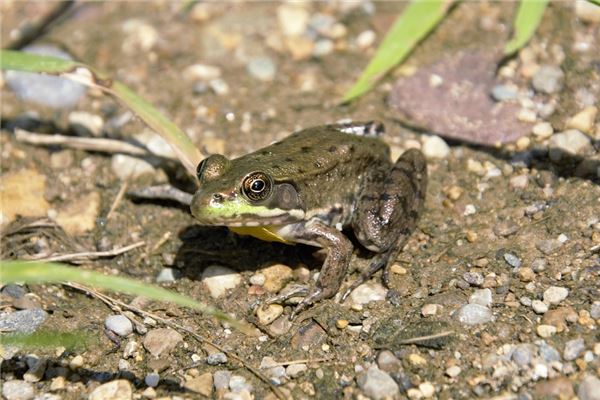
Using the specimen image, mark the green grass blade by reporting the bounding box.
[588,0,600,6]
[0,50,203,176]
[505,0,549,56]
[1,330,96,350]
[341,0,451,103]
[0,261,253,334]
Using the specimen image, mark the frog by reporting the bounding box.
[190,121,427,318]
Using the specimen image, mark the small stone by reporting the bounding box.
[312,39,334,57]
[356,30,376,49]
[408,353,427,366]
[377,350,402,372]
[357,366,400,400]
[465,230,478,242]
[407,388,423,399]
[229,375,252,393]
[208,78,229,96]
[516,136,531,151]
[503,252,521,268]
[68,111,104,137]
[1,380,35,400]
[563,338,585,361]
[0,169,50,227]
[0,308,48,335]
[50,376,66,391]
[511,345,533,366]
[421,135,450,159]
[421,303,441,316]
[532,65,564,94]
[213,370,231,391]
[249,273,265,286]
[105,315,133,337]
[576,0,600,22]
[536,239,563,255]
[536,324,557,338]
[111,154,155,180]
[247,57,276,81]
[269,315,292,336]
[277,3,309,36]
[491,84,518,101]
[260,264,293,292]
[201,265,242,298]
[543,286,569,304]
[286,363,307,378]
[590,301,600,319]
[566,106,597,135]
[538,341,561,362]
[518,267,535,282]
[182,372,212,396]
[69,355,84,370]
[88,380,133,400]
[494,220,520,237]
[419,382,435,398]
[156,268,179,283]
[457,304,492,325]
[549,129,592,161]
[256,304,283,325]
[143,328,183,357]
[517,108,537,123]
[533,363,549,379]
[122,19,158,53]
[532,258,547,272]
[349,282,387,305]
[532,300,549,314]
[336,319,349,329]
[207,352,227,365]
[23,358,47,383]
[469,289,492,307]
[390,264,407,275]
[183,64,221,82]
[444,185,463,200]
[464,204,476,216]
[463,272,484,286]
[578,374,600,400]
[532,122,554,139]
[445,365,461,378]
[534,377,574,399]
[145,373,160,387]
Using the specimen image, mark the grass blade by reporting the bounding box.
[504,0,549,56]
[0,50,203,176]
[1,330,96,350]
[0,261,253,334]
[341,0,451,103]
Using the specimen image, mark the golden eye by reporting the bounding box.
[242,172,272,202]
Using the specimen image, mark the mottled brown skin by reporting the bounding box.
[191,122,427,317]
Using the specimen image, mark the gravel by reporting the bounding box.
[563,338,585,361]
[357,366,400,400]
[1,380,35,400]
[105,315,133,337]
[578,374,600,400]
[457,304,493,325]
[543,286,569,304]
[532,65,564,94]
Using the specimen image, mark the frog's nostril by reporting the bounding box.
[212,193,224,203]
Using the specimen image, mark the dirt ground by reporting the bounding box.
[1,2,599,400]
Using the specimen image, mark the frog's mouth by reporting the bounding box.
[191,198,305,227]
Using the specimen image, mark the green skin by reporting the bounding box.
[191,121,427,318]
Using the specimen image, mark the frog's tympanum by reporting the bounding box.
[191,121,427,317]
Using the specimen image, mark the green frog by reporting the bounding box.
[191,121,427,317]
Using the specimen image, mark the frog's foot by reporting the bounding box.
[266,284,309,306]
[341,254,388,302]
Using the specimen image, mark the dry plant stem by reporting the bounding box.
[396,330,455,346]
[7,1,74,50]
[65,282,286,400]
[30,241,145,262]
[106,181,129,221]
[270,357,332,367]
[15,128,152,157]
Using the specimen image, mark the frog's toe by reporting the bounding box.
[266,283,309,305]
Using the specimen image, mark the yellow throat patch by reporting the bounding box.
[228,226,293,245]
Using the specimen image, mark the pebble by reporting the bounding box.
[533,363,549,380]
[156,267,179,283]
[491,84,519,101]
[549,129,592,161]
[421,303,442,316]
[1,284,27,299]
[135,130,176,159]
[357,366,400,400]
[534,377,574,398]
[184,372,213,397]
[145,373,160,387]
[493,220,520,237]
[563,338,585,361]
[532,300,549,314]
[445,365,461,378]
[469,289,492,307]
[0,169,50,226]
[0,308,48,334]
[348,282,387,305]
[122,19,158,53]
[55,191,101,236]
[246,56,276,81]
[536,239,563,255]
[209,78,230,96]
[503,252,521,268]
[260,264,293,292]
[421,135,450,159]
[1,380,35,400]
[201,265,242,298]
[111,154,156,180]
[105,315,133,337]
[88,380,133,400]
[511,345,533,366]
[277,3,309,36]
[532,258,547,272]
[313,39,334,57]
[457,304,492,325]
[142,328,183,357]
[566,106,597,135]
[463,272,484,286]
[408,353,427,366]
[69,355,84,370]
[356,29,376,49]
[256,304,283,325]
[69,111,104,137]
[538,341,561,362]
[377,350,402,373]
[5,44,87,109]
[509,174,529,189]
[517,108,537,123]
[532,121,554,139]
[419,382,435,398]
[543,286,569,304]
[591,301,600,319]
[183,64,221,81]
[249,273,265,286]
[575,0,600,23]
[207,352,228,365]
[532,65,564,94]
[50,376,66,391]
[286,363,307,378]
[518,267,535,282]
[578,374,600,400]
[536,324,557,338]
[229,375,253,393]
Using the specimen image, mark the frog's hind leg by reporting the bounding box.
[344,148,427,299]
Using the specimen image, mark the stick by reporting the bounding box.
[29,241,145,262]
[106,181,129,221]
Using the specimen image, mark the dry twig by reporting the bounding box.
[29,241,145,263]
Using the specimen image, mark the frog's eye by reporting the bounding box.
[241,172,272,202]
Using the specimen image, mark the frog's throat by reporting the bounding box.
[193,201,305,227]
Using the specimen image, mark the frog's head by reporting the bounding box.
[191,154,305,226]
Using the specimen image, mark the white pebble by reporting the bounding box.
[421,135,450,159]
[543,286,569,304]
[105,314,133,337]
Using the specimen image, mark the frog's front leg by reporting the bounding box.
[275,219,353,319]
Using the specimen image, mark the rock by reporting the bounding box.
[156,268,179,283]
[578,374,600,400]
[469,289,492,307]
[209,78,229,95]
[563,338,585,361]
[509,174,529,189]
[503,252,521,268]
[260,264,293,292]
[105,315,133,337]
[463,272,484,286]
[207,352,227,365]
[68,111,104,137]
[247,57,276,81]
[445,365,461,378]
[532,300,549,314]
[532,363,548,379]
[356,30,376,49]
[591,301,600,319]
[0,308,47,334]
[538,341,561,362]
[0,169,50,227]
[277,3,309,36]
[536,324,557,338]
[55,191,100,235]
[575,0,600,23]
[348,282,387,305]
[111,154,156,180]
[377,350,402,373]
[536,239,563,255]
[88,380,133,400]
[256,304,283,325]
[213,370,231,392]
[145,373,160,387]
[543,306,578,331]
[491,84,518,101]
[69,355,84,370]
[566,106,597,135]
[457,304,492,325]
[543,286,569,304]
[183,64,221,82]
[357,366,400,400]
[532,121,554,139]
[229,375,253,393]
[1,380,35,400]
[121,19,158,53]
[201,265,242,298]
[421,135,450,159]
[534,377,574,399]
[5,44,86,108]
[184,372,213,397]
[518,267,535,282]
[143,328,183,356]
[511,345,533,366]
[23,358,46,383]
[419,382,435,398]
[532,65,564,94]
[1,284,27,299]
[312,39,334,57]
[493,220,520,237]
[286,363,307,378]
[421,303,442,316]
[134,130,176,159]
[49,376,66,391]
[290,320,326,350]
[549,129,592,161]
